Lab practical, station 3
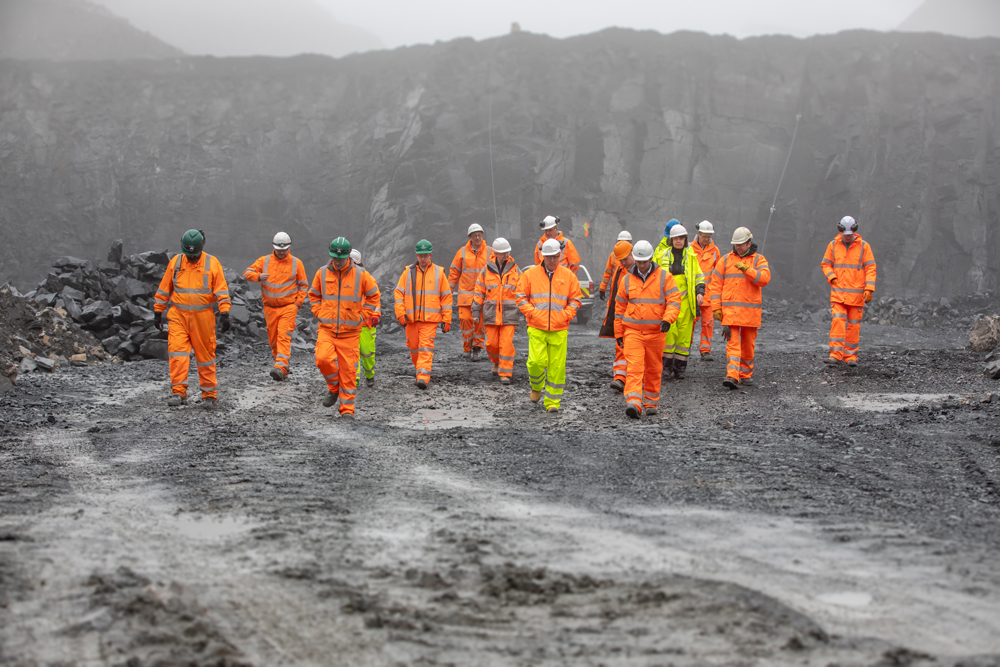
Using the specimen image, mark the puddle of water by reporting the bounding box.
[838,393,952,412]
[818,592,873,608]
[389,409,494,430]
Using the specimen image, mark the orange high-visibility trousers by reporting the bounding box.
[612,343,627,383]
[694,304,714,354]
[725,326,758,381]
[264,303,298,375]
[484,324,516,378]
[458,305,485,353]
[406,322,439,383]
[623,329,665,414]
[829,302,863,362]
[315,329,360,415]
[167,309,218,400]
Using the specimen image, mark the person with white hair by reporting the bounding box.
[351,248,378,387]
[449,223,494,361]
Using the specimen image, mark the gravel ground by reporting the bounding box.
[1,315,999,666]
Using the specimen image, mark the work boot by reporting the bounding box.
[322,392,338,407]
[626,405,640,419]
[500,377,511,385]
[701,352,714,361]
[674,358,688,380]
[845,359,858,367]
[416,379,428,390]
[609,379,625,392]
[723,377,739,390]
[340,412,354,421]
[201,397,217,411]
[463,350,471,360]
[472,347,482,362]
[530,389,542,403]
[366,376,375,388]
[492,363,499,375]
[167,395,187,407]
[741,378,754,387]
[546,406,559,414]
[645,408,658,416]
[823,356,840,365]
[269,368,285,382]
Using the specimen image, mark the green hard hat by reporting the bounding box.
[328,236,352,258]
[181,229,205,256]
[415,239,433,254]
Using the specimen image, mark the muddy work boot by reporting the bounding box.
[340,412,354,421]
[416,379,428,390]
[674,358,688,380]
[546,406,559,414]
[366,376,375,388]
[723,377,739,390]
[472,347,483,362]
[645,408,658,416]
[269,368,285,382]
[463,350,471,360]
[322,392,338,407]
[741,378,754,387]
[530,389,542,403]
[845,359,858,367]
[609,379,625,392]
[201,397,217,411]
[701,352,714,361]
[492,362,499,375]
[167,395,187,407]
[823,356,841,365]
[500,376,511,385]
[626,405,640,419]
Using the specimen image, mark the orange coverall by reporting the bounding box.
[154,253,231,400]
[821,234,877,363]
[449,240,494,354]
[243,253,308,376]
[471,258,521,378]
[395,263,453,384]
[598,264,629,384]
[614,265,681,415]
[310,263,381,415]
[533,232,581,272]
[691,239,721,355]
[709,249,771,383]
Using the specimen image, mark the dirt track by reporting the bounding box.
[1,316,999,666]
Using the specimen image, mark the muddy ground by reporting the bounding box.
[1,314,999,666]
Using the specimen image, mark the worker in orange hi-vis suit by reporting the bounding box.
[598,240,634,391]
[533,215,581,271]
[821,215,877,367]
[598,230,633,299]
[309,237,381,419]
[709,227,771,390]
[153,229,231,410]
[243,231,309,382]
[394,239,454,390]
[449,223,494,361]
[471,237,520,384]
[690,221,722,360]
[613,240,681,419]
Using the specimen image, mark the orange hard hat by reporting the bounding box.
[613,240,633,261]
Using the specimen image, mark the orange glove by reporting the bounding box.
[713,309,723,321]
[829,275,838,285]
[440,322,451,333]
[864,290,873,303]
[368,315,381,328]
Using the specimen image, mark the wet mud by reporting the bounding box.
[1,316,999,665]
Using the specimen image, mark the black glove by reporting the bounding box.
[220,313,231,333]
[659,321,671,333]
[722,325,731,341]
[616,337,624,348]
[599,290,605,301]
[154,311,163,331]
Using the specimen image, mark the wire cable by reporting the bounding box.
[487,63,500,238]
[761,113,801,254]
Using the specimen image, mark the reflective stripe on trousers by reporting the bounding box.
[484,324,516,378]
[694,304,714,354]
[613,343,627,381]
[458,305,485,352]
[356,325,376,380]
[406,321,438,382]
[725,325,758,381]
[167,308,218,399]
[264,302,298,373]
[664,296,696,356]
[624,328,666,413]
[829,302,863,361]
[526,327,568,410]
[315,328,361,415]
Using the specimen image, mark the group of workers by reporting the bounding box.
[151,213,875,419]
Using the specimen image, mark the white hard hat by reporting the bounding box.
[272,231,291,249]
[617,230,633,241]
[350,249,362,265]
[632,240,654,261]
[731,227,753,244]
[540,215,560,230]
[468,223,484,236]
[540,238,562,256]
[669,224,688,239]
[838,216,858,233]
[492,237,511,253]
[697,220,714,234]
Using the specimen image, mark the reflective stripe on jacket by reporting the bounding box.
[309,264,381,335]
[691,240,721,294]
[394,264,453,324]
[533,232,581,271]
[598,251,619,292]
[708,248,771,328]
[154,253,231,314]
[660,246,705,315]
[449,241,494,307]
[821,234,876,307]
[515,264,582,331]
[243,253,308,308]
[613,264,681,337]
[472,260,521,326]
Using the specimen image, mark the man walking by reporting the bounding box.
[533,215,581,272]
[516,238,582,413]
[351,249,379,387]
[243,231,309,381]
[394,240,453,389]
[449,223,493,361]
[471,238,520,384]
[598,240,634,391]
[598,230,633,300]
[153,229,231,409]
[821,216,877,367]
[691,221,721,360]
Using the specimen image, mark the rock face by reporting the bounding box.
[1,29,998,299]
[970,315,1000,352]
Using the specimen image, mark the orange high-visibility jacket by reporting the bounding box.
[472,259,521,326]
[515,264,582,331]
[309,263,381,336]
[821,234,876,307]
[709,248,771,328]
[449,241,494,307]
[613,264,681,338]
[243,253,309,308]
[598,251,620,292]
[154,253,231,315]
[691,240,721,296]
[394,263,453,324]
[533,232,581,271]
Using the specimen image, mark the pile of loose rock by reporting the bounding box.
[861,294,996,329]
[969,315,1000,380]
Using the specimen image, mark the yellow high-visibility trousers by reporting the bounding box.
[664,302,695,357]
[357,325,376,380]
[526,327,567,410]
